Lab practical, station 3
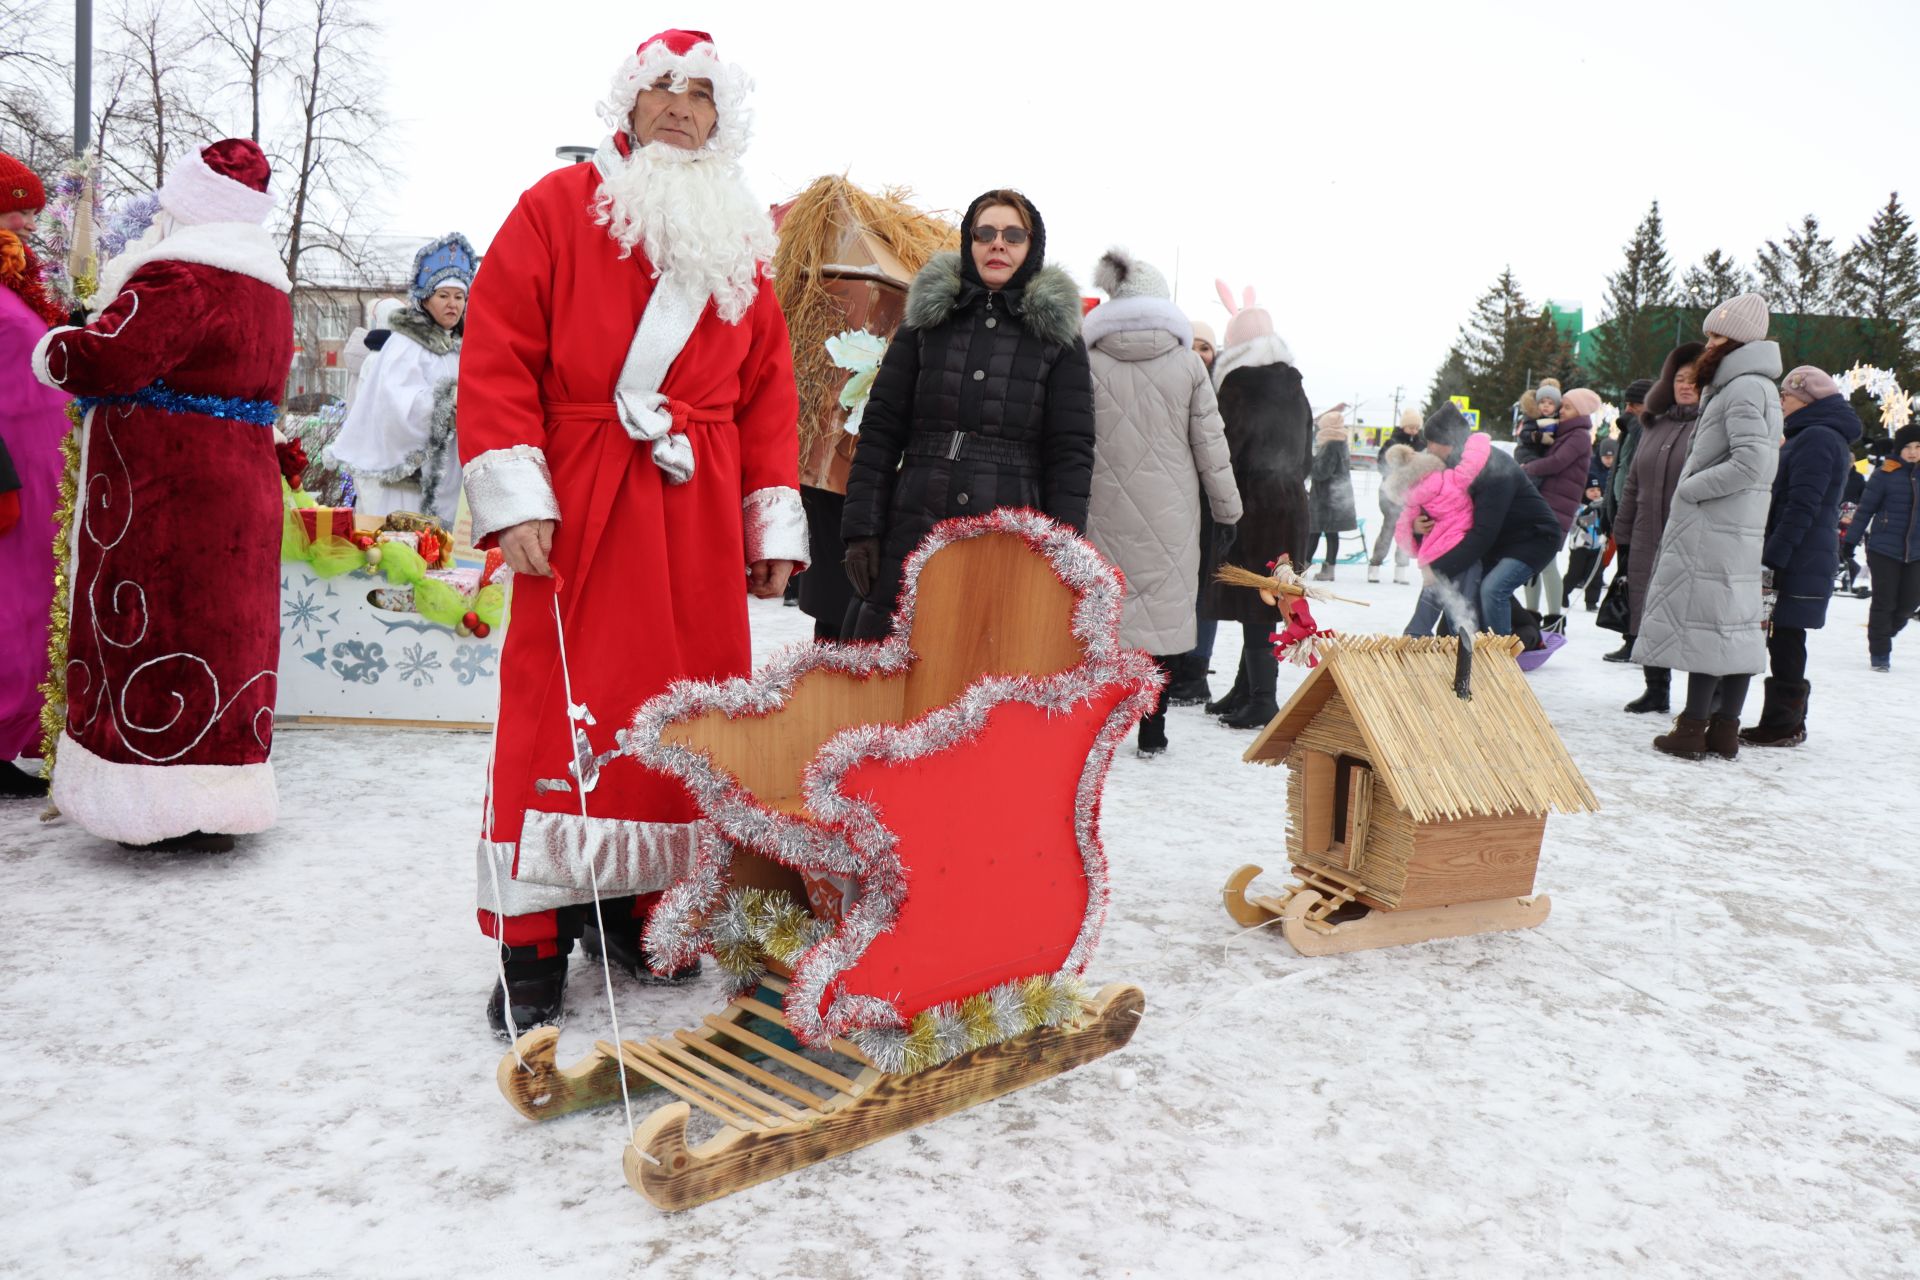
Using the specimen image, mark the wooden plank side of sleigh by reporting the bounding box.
[622,982,1146,1212]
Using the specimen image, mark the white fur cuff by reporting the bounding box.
[50,732,277,845]
[464,445,561,544]
[743,486,808,566]
[31,325,79,389]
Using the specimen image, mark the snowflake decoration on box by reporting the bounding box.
[395,642,442,688]
[451,643,498,686]
[282,590,324,647]
[330,640,387,685]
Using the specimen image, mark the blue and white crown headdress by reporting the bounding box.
[410,232,479,304]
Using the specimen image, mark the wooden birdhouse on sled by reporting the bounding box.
[496,509,1158,1210]
[1222,634,1597,955]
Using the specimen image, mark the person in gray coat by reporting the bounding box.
[1633,294,1783,760]
[1084,249,1242,756]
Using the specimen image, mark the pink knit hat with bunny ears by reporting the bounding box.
[1216,279,1275,349]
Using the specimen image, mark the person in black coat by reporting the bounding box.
[1419,404,1564,635]
[840,189,1094,639]
[1199,286,1313,728]
[1743,367,1862,745]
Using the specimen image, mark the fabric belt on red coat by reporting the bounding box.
[542,399,733,428]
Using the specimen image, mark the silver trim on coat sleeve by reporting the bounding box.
[743,485,810,566]
[463,444,561,545]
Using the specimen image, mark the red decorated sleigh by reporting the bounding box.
[497,509,1157,1209]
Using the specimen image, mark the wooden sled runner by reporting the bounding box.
[501,975,1142,1211]
[499,510,1159,1208]
[1223,636,1595,956]
[1222,863,1550,956]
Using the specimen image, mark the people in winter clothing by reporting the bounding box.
[1386,430,1492,635]
[1514,379,1562,466]
[1370,408,1420,582]
[1843,424,1920,671]
[1082,249,1241,754]
[1612,343,1704,698]
[1563,485,1607,612]
[1309,409,1358,579]
[1202,280,1312,728]
[0,207,71,798]
[1520,386,1596,623]
[1740,370,1863,745]
[1190,320,1217,371]
[1170,316,1226,706]
[1418,405,1563,636]
[1606,377,1655,539]
[1639,295,1782,758]
[841,189,1094,639]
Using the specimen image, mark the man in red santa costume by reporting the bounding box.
[32,139,294,851]
[460,29,807,1035]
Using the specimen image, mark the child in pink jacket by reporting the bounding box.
[1385,430,1493,564]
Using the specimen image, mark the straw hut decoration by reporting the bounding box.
[771,176,958,495]
[1222,634,1599,955]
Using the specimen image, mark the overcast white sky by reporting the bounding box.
[374,0,1916,421]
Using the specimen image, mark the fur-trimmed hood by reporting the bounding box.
[904,251,1083,347]
[1083,295,1192,350]
[390,305,460,355]
[1212,333,1295,387]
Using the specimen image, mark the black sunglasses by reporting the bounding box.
[970,225,1031,246]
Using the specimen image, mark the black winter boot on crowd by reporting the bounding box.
[119,830,236,852]
[1206,662,1249,718]
[1220,696,1279,730]
[1603,636,1635,664]
[1163,654,1212,707]
[582,920,702,985]
[1739,678,1809,747]
[1623,666,1670,715]
[1136,713,1169,757]
[1704,716,1741,761]
[1652,714,1710,760]
[0,760,49,797]
[487,951,568,1040]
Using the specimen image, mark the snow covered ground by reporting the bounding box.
[5,508,1918,1278]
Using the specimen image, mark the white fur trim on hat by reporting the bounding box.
[157,149,276,228]
[598,38,755,161]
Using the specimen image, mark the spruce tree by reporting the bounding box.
[1681,250,1755,309]
[1456,268,1540,439]
[1837,192,1920,381]
[1592,202,1678,393]
[1756,214,1839,315]
[1425,347,1473,416]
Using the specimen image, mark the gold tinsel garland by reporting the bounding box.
[36,404,84,819]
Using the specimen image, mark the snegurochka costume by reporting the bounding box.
[326,234,477,523]
[31,139,295,846]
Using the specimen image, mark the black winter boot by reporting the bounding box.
[1623,666,1670,715]
[0,760,50,797]
[1223,641,1279,729]
[1136,713,1168,757]
[1206,659,1249,718]
[1739,678,1809,747]
[120,830,236,852]
[487,951,568,1040]
[1603,635,1636,664]
[582,920,702,985]
[1164,654,1212,707]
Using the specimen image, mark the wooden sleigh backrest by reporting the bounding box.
[659,532,1085,815]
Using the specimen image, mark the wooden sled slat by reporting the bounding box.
[702,1015,865,1094]
[647,1038,812,1122]
[671,1030,832,1109]
[599,1040,762,1130]
[1222,863,1551,956]
[734,995,873,1063]
[625,983,1145,1211]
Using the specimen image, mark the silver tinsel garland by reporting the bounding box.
[626,508,1162,1053]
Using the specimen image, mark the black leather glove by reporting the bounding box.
[843,537,880,598]
[1211,521,1238,561]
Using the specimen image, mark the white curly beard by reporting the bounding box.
[592,139,775,325]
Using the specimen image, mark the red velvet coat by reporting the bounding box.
[32,232,292,844]
[458,160,807,932]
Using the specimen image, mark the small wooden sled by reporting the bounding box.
[498,973,1144,1211]
[1222,863,1550,957]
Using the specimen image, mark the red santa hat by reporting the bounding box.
[157,138,276,227]
[598,28,755,160]
[0,151,46,215]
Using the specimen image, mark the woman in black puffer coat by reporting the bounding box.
[840,189,1094,639]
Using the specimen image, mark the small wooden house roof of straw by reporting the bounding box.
[1243,635,1599,823]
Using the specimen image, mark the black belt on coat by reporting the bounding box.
[903,430,1041,469]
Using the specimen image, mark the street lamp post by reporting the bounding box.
[74,0,92,155]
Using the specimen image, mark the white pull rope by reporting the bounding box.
[549,585,656,1163]
[481,673,528,1071]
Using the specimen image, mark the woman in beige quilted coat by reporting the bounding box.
[1083,249,1242,756]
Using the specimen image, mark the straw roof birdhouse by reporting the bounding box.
[1223,634,1598,955]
